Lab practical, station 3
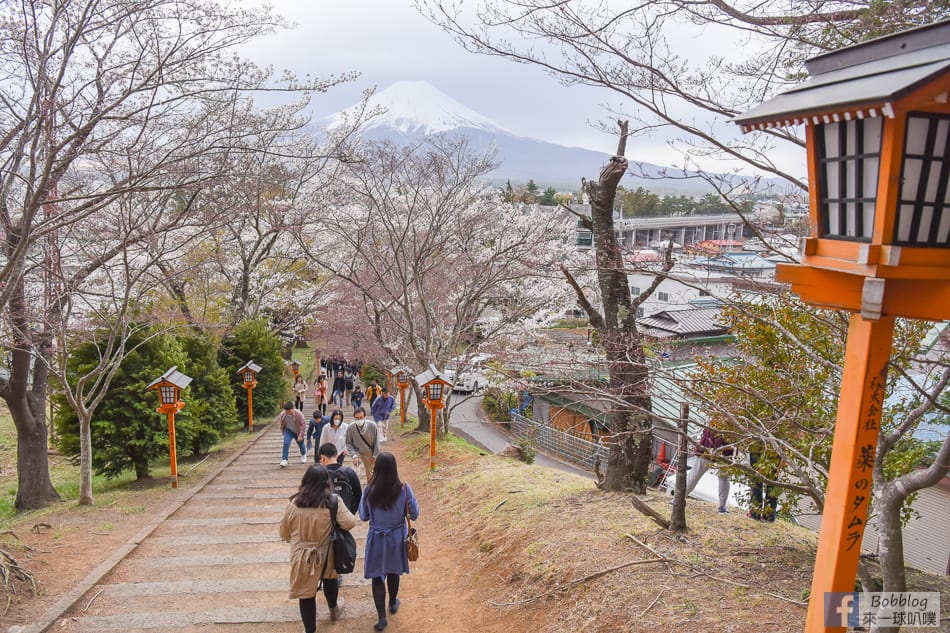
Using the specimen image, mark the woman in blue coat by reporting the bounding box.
[358,452,420,631]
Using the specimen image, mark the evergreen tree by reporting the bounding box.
[54,330,191,480]
[178,333,239,455]
[219,318,285,426]
[525,179,539,203]
[539,186,558,206]
[695,192,732,215]
[621,187,661,217]
[501,179,516,203]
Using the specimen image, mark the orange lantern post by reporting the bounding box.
[288,359,301,380]
[237,361,262,433]
[146,366,192,489]
[392,365,411,428]
[415,365,452,471]
[735,21,950,633]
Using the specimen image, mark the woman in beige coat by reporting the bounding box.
[279,464,357,632]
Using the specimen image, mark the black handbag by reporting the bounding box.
[330,496,357,574]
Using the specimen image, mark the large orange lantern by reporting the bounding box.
[236,361,262,432]
[735,21,949,633]
[391,365,411,428]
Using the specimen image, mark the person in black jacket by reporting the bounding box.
[331,371,346,408]
[318,443,362,514]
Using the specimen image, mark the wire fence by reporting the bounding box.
[508,412,609,470]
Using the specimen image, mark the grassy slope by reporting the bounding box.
[399,431,950,633]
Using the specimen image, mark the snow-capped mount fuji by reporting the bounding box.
[325,81,764,195]
[327,80,514,137]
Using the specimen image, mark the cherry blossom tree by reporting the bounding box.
[0,0,355,509]
[299,136,575,432]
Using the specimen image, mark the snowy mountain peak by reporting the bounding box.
[327,80,513,136]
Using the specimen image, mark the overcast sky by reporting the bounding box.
[239,0,805,178]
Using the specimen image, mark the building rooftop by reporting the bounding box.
[639,307,728,339]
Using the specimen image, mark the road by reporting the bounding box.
[445,392,594,479]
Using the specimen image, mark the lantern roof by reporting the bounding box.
[146,365,193,391]
[735,20,950,132]
[414,364,451,387]
[390,364,409,376]
[236,360,262,375]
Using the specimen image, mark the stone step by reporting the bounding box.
[73,593,377,627]
[54,424,387,633]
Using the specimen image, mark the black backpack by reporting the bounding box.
[329,468,357,513]
[329,498,357,575]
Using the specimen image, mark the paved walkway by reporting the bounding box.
[445,394,593,479]
[43,423,377,633]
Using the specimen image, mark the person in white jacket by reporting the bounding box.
[319,409,349,466]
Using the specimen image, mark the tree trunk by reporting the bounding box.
[581,122,654,493]
[413,385,429,433]
[876,489,906,594]
[669,409,689,532]
[134,460,150,481]
[5,274,60,510]
[79,415,94,505]
[602,336,653,493]
[870,487,906,633]
[11,389,60,510]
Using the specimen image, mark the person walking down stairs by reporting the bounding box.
[359,452,420,632]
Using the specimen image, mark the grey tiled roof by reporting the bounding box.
[639,307,728,337]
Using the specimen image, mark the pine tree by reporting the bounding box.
[502,179,516,203]
[219,318,285,426]
[524,179,539,203]
[539,186,558,206]
[178,333,239,455]
[54,330,191,480]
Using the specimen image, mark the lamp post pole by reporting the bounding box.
[237,361,262,433]
[247,385,254,432]
[805,315,894,631]
[147,366,192,491]
[400,385,406,428]
[415,365,451,473]
[167,409,179,489]
[429,407,438,471]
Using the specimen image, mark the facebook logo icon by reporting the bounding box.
[824,592,860,627]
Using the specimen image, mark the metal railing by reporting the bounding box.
[508,412,609,470]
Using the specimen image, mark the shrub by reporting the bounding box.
[481,386,518,422]
[219,318,285,425]
[517,437,537,464]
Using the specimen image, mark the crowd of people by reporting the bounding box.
[276,363,419,631]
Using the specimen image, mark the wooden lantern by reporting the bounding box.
[146,366,193,488]
[735,21,950,633]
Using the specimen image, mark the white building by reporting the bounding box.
[628,263,736,317]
